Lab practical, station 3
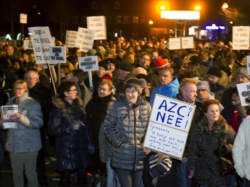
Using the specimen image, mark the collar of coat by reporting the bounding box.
[52,94,83,109]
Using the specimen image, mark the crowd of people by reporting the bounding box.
[0,36,250,187]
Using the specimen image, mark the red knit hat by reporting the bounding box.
[156,58,169,69]
[102,73,113,82]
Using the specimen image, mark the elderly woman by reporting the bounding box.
[0,79,43,187]
[48,81,93,186]
[104,78,151,187]
[188,99,236,187]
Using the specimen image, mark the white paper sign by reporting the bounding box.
[65,30,78,48]
[87,16,107,40]
[144,94,196,160]
[181,37,194,49]
[23,40,33,50]
[28,26,53,64]
[78,56,98,71]
[233,26,250,50]
[75,27,95,52]
[168,38,181,50]
[236,82,250,106]
[49,46,66,63]
[1,105,18,129]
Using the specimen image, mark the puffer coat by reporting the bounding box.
[48,95,93,171]
[188,116,236,187]
[104,95,151,171]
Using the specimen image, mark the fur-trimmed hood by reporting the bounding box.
[52,94,83,109]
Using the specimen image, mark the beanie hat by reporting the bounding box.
[230,87,239,96]
[197,81,210,92]
[102,73,113,82]
[105,58,118,69]
[119,62,133,72]
[207,67,222,78]
[87,49,97,56]
[190,55,201,64]
[156,58,169,69]
[236,67,249,80]
[98,60,107,70]
[124,78,143,94]
[173,56,183,67]
[136,74,150,88]
[95,52,103,60]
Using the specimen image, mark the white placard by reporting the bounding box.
[144,94,196,160]
[78,56,99,72]
[49,46,66,63]
[168,38,181,50]
[20,13,27,24]
[75,27,95,52]
[28,26,53,64]
[1,105,18,129]
[23,40,33,50]
[236,82,250,106]
[233,26,250,50]
[181,37,194,49]
[65,30,78,48]
[87,16,107,40]
[247,56,250,76]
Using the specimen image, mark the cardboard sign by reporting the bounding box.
[49,46,66,63]
[168,38,181,50]
[144,94,196,160]
[28,26,53,64]
[0,37,6,43]
[78,56,98,71]
[75,27,95,52]
[181,37,194,49]
[23,40,33,50]
[236,82,250,106]
[65,30,78,48]
[233,26,250,50]
[87,16,107,40]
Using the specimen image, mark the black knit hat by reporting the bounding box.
[207,67,222,78]
[119,62,133,72]
[98,60,107,70]
[124,78,143,94]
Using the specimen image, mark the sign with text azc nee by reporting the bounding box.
[144,94,196,160]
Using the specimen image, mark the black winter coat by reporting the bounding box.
[48,96,93,171]
[188,116,235,187]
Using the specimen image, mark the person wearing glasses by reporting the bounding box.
[0,79,43,187]
[48,81,94,186]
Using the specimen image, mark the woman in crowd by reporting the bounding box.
[104,78,151,187]
[48,81,93,186]
[0,80,43,187]
[188,99,235,187]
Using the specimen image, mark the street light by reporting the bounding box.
[222,2,229,9]
[149,20,154,25]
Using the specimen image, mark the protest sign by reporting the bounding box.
[233,26,250,50]
[28,26,53,64]
[75,27,95,52]
[87,16,107,40]
[144,94,196,160]
[23,40,33,50]
[49,46,66,63]
[236,82,250,106]
[168,38,181,50]
[65,30,78,48]
[1,105,18,129]
[247,56,250,75]
[181,37,194,49]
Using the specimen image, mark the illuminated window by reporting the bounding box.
[132,16,139,23]
[115,16,123,24]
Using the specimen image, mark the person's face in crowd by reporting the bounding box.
[159,69,173,86]
[14,84,26,98]
[141,143,151,155]
[182,83,197,103]
[125,87,139,104]
[139,54,151,69]
[207,74,219,84]
[98,84,112,98]
[117,51,125,59]
[23,53,30,62]
[107,63,115,73]
[25,72,39,88]
[64,86,78,102]
[30,53,36,63]
[231,93,241,105]
[197,89,210,101]
[6,46,14,56]
[204,104,220,124]
[118,69,129,80]
[151,52,159,62]
[75,49,82,58]
[97,67,106,77]
[236,74,249,84]
[34,64,43,72]
[13,62,20,70]
[128,54,135,64]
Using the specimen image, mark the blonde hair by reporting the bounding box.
[13,80,29,94]
[179,78,197,93]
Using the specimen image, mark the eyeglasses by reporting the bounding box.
[14,88,24,91]
[69,89,77,92]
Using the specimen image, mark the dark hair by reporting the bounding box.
[57,81,76,99]
[202,99,220,114]
[72,69,85,82]
[140,135,145,144]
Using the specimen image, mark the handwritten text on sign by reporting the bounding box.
[144,94,196,160]
[79,56,98,72]
[87,16,107,40]
[233,26,250,50]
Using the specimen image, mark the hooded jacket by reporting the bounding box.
[104,95,151,170]
[48,95,93,171]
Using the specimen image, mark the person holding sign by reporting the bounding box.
[0,80,43,187]
[104,78,151,187]
[188,99,235,187]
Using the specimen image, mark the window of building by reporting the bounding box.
[123,16,130,24]
[132,16,139,24]
[115,16,123,24]
[113,1,120,9]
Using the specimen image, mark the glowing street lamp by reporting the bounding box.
[161,5,165,11]
[222,2,229,9]
[149,20,154,25]
[195,5,201,11]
